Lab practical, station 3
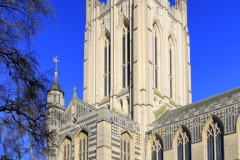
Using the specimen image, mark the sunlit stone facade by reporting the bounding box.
[46,0,240,160]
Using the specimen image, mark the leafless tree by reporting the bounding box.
[0,0,56,158]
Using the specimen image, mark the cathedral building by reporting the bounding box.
[46,0,240,160]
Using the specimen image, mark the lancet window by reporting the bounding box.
[122,26,130,88]
[54,94,56,103]
[207,120,224,160]
[77,131,88,160]
[61,137,71,160]
[177,131,191,160]
[104,38,111,97]
[151,136,163,160]
[169,46,173,99]
[153,30,158,89]
[121,132,132,160]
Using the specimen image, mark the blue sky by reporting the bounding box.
[34,0,240,106]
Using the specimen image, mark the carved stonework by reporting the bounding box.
[100,13,110,34]
[117,0,129,24]
[153,3,161,20]
[168,20,176,36]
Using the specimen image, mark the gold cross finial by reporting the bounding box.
[53,55,60,68]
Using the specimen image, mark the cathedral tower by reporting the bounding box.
[84,0,191,123]
[83,1,191,159]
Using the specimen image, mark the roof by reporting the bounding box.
[48,68,63,93]
[154,86,240,124]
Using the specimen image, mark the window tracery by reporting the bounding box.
[177,131,191,160]
[207,120,224,160]
[151,136,163,160]
[76,131,88,160]
[61,137,71,160]
[121,132,132,160]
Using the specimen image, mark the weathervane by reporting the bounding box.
[53,55,60,68]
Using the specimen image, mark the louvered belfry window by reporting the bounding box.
[207,120,224,160]
[151,136,163,160]
[177,131,191,160]
[122,26,130,88]
[104,38,111,97]
[77,131,88,160]
[169,47,173,99]
[153,31,158,89]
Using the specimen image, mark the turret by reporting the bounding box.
[176,0,188,25]
[46,56,65,160]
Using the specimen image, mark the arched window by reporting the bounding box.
[104,38,111,97]
[153,30,158,89]
[61,137,71,160]
[76,131,88,160]
[122,26,130,88]
[151,136,163,160]
[59,94,61,103]
[121,132,132,160]
[54,94,56,103]
[169,46,173,99]
[177,131,191,160]
[207,120,224,160]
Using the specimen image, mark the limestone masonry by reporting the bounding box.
[46,0,239,160]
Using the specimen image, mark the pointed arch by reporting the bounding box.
[61,136,72,160]
[168,35,177,100]
[116,16,130,32]
[152,22,162,91]
[99,30,111,98]
[120,131,134,160]
[202,116,224,160]
[152,19,163,35]
[75,130,88,160]
[173,125,192,160]
[119,20,130,89]
[147,133,164,160]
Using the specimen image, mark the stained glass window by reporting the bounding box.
[121,132,132,160]
[151,136,163,160]
[61,137,71,160]
[177,131,191,160]
[207,120,223,160]
[77,131,88,160]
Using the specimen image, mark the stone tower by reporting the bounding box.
[46,65,65,160]
[83,0,191,123]
[83,0,191,159]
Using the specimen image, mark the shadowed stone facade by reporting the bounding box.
[45,0,240,160]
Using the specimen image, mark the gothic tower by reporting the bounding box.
[84,0,191,122]
[46,65,65,160]
[83,0,191,158]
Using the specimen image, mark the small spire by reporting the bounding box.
[73,86,77,97]
[49,56,62,92]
